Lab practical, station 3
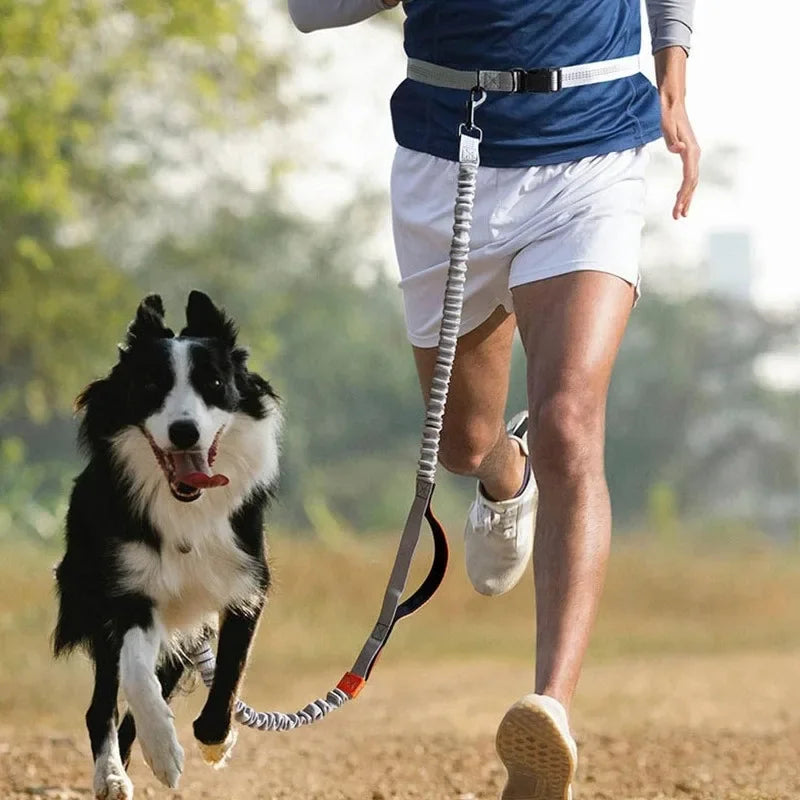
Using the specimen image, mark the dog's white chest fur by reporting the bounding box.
[110,398,280,634]
[118,521,259,631]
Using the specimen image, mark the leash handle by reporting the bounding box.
[347,484,448,684]
[189,495,448,730]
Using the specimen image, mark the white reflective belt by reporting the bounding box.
[407,54,640,93]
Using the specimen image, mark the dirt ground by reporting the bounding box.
[3,650,800,800]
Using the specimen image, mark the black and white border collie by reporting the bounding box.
[53,291,280,800]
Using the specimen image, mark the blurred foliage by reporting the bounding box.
[0,0,288,420]
[605,293,800,533]
[0,3,798,540]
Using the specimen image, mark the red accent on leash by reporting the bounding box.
[337,672,366,698]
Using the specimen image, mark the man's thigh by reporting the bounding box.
[512,271,633,417]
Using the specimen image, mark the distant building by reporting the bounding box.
[706,229,754,302]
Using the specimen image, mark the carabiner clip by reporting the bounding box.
[463,86,487,135]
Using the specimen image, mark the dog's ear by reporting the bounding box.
[181,290,238,346]
[74,378,106,413]
[125,294,174,347]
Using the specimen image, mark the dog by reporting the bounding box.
[53,290,281,800]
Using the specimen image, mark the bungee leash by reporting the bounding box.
[187,89,485,732]
[190,50,641,731]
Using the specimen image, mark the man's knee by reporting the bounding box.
[530,391,604,482]
[438,420,499,477]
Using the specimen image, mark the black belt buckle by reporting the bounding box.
[511,67,563,93]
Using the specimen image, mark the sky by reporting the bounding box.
[275,1,799,312]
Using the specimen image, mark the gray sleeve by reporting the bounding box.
[645,0,695,54]
[288,0,390,33]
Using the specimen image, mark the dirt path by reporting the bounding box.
[3,652,800,800]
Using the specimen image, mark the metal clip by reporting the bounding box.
[462,86,487,135]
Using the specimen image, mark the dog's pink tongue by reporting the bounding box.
[172,452,229,489]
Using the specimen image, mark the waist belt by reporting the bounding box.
[407,54,640,93]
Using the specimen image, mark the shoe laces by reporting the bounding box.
[476,500,517,540]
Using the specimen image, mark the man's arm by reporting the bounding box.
[645,0,699,219]
[288,0,396,33]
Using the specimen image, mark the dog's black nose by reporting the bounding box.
[169,420,200,449]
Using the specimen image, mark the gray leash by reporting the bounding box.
[189,49,644,731]
[191,645,350,732]
[188,89,487,733]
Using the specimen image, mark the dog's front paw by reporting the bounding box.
[137,711,184,788]
[93,759,133,800]
[194,710,239,770]
[196,726,238,769]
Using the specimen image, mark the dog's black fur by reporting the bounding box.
[53,291,280,797]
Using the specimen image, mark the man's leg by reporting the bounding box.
[412,306,524,501]
[414,303,540,596]
[512,271,633,711]
[494,271,634,800]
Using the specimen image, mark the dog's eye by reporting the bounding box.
[143,380,158,394]
[209,378,223,390]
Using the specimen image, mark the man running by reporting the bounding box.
[288,2,698,798]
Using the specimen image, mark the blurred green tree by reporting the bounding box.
[0,0,288,420]
[605,293,800,532]
[0,0,301,536]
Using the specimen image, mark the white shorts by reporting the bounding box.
[390,145,649,348]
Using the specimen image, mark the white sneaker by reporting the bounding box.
[496,694,577,800]
[464,411,537,596]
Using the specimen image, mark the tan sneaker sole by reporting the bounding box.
[496,698,576,800]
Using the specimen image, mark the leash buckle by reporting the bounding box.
[511,67,563,93]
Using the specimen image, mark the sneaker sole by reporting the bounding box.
[496,699,575,800]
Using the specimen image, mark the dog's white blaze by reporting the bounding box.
[111,385,281,631]
[146,340,231,452]
[120,626,184,788]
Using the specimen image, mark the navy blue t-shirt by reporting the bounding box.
[391,0,663,167]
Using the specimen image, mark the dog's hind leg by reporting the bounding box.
[118,653,186,769]
[120,624,184,788]
[87,636,132,800]
[193,595,265,768]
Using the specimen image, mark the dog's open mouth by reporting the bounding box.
[141,427,229,503]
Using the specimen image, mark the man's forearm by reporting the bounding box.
[655,46,687,102]
[288,0,391,33]
[654,42,699,221]
[645,0,695,54]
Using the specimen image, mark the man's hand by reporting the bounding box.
[655,47,700,220]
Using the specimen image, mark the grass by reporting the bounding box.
[4,532,800,727]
